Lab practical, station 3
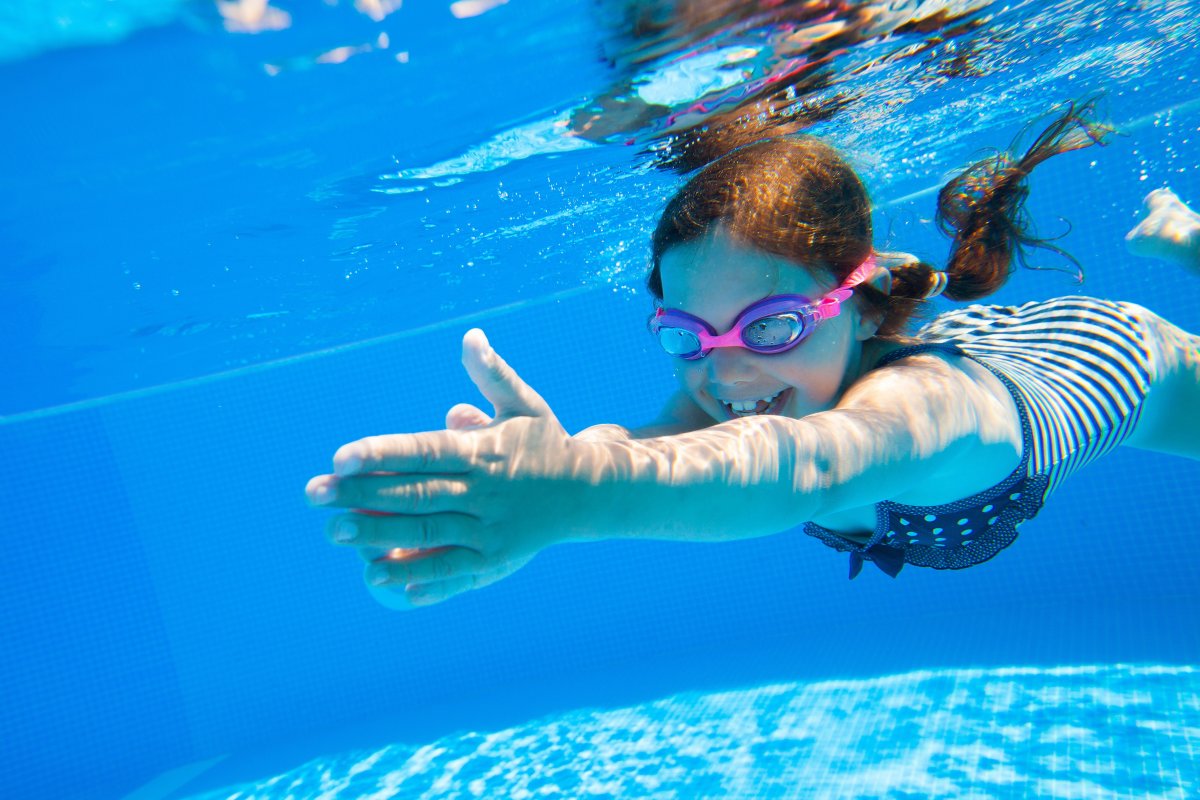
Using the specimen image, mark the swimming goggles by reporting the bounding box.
[650,258,876,360]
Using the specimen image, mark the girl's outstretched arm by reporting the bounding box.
[306,329,1021,606]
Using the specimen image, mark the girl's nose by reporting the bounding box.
[704,346,757,385]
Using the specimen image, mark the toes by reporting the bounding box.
[1145,187,1180,209]
[1125,216,1154,243]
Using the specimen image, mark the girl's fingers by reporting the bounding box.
[357,545,392,564]
[331,431,474,477]
[307,474,471,513]
[446,403,492,430]
[460,328,552,420]
[399,564,513,607]
[327,511,480,550]
[365,546,485,587]
[404,575,480,607]
[366,582,418,611]
[364,573,478,610]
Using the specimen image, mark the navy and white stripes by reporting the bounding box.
[921,297,1154,497]
[804,296,1156,577]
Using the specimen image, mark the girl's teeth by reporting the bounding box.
[728,391,782,414]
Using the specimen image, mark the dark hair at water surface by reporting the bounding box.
[647,98,1114,338]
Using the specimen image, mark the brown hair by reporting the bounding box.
[647,98,1114,338]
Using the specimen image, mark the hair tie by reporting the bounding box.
[923,270,949,299]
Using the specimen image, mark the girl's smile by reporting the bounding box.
[656,225,884,423]
[716,386,793,419]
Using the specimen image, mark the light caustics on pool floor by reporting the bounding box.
[184,663,1198,800]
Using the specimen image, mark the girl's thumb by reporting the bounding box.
[460,329,550,418]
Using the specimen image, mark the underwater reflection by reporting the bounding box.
[579,0,992,169]
[377,0,1008,187]
[263,32,392,76]
[216,0,291,33]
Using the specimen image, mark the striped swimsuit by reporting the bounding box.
[803,296,1157,579]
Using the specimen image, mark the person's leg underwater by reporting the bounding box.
[1126,188,1200,273]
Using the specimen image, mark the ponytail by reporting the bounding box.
[933,96,1114,301]
[646,97,1115,341]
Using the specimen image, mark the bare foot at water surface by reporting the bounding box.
[1125,188,1200,273]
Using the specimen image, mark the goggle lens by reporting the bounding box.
[657,328,703,358]
[742,313,803,350]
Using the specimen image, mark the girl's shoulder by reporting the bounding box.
[917,295,1143,344]
[865,295,1145,373]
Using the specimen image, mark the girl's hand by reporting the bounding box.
[306,329,601,610]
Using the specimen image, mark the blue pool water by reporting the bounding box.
[2,1,1199,798]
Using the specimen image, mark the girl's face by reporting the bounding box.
[657,226,878,423]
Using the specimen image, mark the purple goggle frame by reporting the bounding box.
[650,258,876,360]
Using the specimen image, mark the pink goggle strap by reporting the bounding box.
[812,256,877,321]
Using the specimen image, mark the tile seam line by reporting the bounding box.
[1,286,597,425]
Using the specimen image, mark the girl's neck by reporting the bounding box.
[840,337,912,395]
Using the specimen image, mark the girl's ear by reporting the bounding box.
[865,264,893,294]
[854,266,891,341]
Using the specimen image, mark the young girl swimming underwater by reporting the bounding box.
[306,99,1200,609]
